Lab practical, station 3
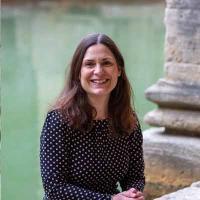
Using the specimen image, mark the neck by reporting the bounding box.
[88,95,109,120]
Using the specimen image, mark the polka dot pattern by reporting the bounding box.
[40,110,145,200]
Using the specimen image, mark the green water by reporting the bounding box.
[2,2,165,200]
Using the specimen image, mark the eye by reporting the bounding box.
[102,61,113,66]
[84,62,95,68]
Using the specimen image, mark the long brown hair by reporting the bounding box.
[52,33,137,136]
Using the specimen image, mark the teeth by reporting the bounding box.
[92,79,107,83]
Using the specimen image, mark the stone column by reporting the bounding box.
[143,0,200,199]
[144,0,200,135]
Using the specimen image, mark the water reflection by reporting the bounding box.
[2,2,164,199]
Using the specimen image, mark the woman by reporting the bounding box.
[40,33,145,200]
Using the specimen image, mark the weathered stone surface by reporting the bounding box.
[191,182,200,188]
[165,25,200,64]
[164,3,200,64]
[164,3,200,65]
[154,181,200,200]
[165,63,200,84]
[144,0,200,136]
[144,0,200,199]
[144,108,200,134]
[165,8,200,25]
[165,36,200,64]
[166,0,200,10]
[143,128,200,199]
[145,79,200,109]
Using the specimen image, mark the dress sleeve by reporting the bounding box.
[40,110,112,200]
[119,120,145,192]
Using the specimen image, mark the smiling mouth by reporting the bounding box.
[91,79,109,84]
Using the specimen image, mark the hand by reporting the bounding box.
[112,188,145,200]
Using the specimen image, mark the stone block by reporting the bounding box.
[165,62,200,84]
[165,8,200,27]
[165,36,200,64]
[144,108,200,134]
[143,128,200,199]
[164,7,200,64]
[166,0,200,10]
[145,78,200,109]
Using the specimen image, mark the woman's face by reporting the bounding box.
[80,44,121,100]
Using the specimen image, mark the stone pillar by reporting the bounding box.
[143,0,200,199]
[144,0,200,135]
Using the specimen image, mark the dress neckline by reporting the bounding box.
[92,118,111,124]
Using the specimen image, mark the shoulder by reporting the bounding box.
[42,109,72,132]
[41,110,71,148]
[45,109,63,123]
[41,110,74,142]
[45,109,72,125]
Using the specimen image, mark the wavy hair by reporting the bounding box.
[51,33,137,136]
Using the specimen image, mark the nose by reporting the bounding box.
[94,63,103,74]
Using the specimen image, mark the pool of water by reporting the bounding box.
[2,1,165,199]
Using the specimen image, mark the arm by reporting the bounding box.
[119,120,145,192]
[40,110,112,200]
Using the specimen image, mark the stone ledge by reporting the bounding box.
[144,108,200,134]
[145,78,200,110]
[154,181,200,200]
[143,128,200,161]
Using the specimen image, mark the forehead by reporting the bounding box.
[83,44,115,60]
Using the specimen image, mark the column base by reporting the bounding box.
[143,128,200,199]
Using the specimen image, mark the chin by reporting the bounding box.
[89,90,111,97]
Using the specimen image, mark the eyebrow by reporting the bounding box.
[101,58,113,61]
[83,59,94,62]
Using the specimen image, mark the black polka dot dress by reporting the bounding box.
[40,110,145,200]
